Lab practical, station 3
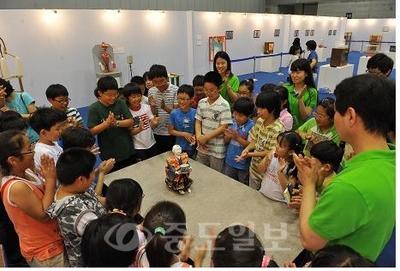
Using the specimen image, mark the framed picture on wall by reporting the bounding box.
[208,36,226,61]
[310,30,314,36]
[253,30,261,38]
[328,30,332,36]
[226,30,233,40]
[333,30,337,36]
[294,30,299,37]
[274,29,280,37]
[305,30,310,36]
[382,26,389,32]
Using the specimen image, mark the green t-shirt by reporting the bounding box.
[220,75,239,108]
[309,145,396,261]
[284,83,318,131]
[87,99,135,162]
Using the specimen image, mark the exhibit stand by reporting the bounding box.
[317,64,354,91]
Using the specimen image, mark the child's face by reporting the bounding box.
[43,122,63,142]
[238,85,252,99]
[49,95,70,111]
[145,78,153,90]
[233,111,249,126]
[99,89,119,106]
[152,77,169,92]
[256,107,272,120]
[139,84,146,94]
[128,94,142,108]
[204,82,220,101]
[276,138,290,159]
[194,86,205,99]
[313,105,333,128]
[81,169,96,191]
[177,93,192,111]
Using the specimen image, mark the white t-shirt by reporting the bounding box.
[288,54,300,75]
[34,142,63,169]
[259,154,286,203]
[129,103,156,149]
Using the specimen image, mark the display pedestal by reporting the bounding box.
[96,71,122,87]
[316,47,329,62]
[317,64,354,91]
[168,73,181,86]
[259,55,280,72]
[92,43,122,87]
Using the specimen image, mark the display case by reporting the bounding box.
[91,42,122,86]
[264,42,274,55]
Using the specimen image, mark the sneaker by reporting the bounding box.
[178,190,185,195]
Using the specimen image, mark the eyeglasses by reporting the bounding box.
[313,111,329,119]
[19,150,35,156]
[102,92,119,98]
[177,97,190,101]
[54,98,71,104]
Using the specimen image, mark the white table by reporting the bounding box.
[317,64,354,92]
[104,152,302,266]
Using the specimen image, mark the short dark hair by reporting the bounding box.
[148,64,168,80]
[0,130,26,176]
[45,84,69,99]
[81,213,139,267]
[130,75,145,85]
[204,71,223,88]
[56,147,96,186]
[306,40,317,50]
[30,107,67,134]
[255,90,281,119]
[232,97,254,117]
[177,84,194,98]
[61,126,96,150]
[260,83,277,93]
[275,85,290,111]
[192,74,204,87]
[289,45,301,55]
[334,74,395,137]
[239,78,254,92]
[0,78,14,98]
[310,140,344,172]
[366,53,394,76]
[97,76,118,92]
[122,82,142,102]
[0,111,26,132]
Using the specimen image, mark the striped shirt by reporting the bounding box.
[195,96,232,159]
[65,107,83,124]
[249,118,285,182]
[148,84,178,136]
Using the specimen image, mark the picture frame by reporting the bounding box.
[274,29,280,37]
[294,30,299,37]
[382,26,389,32]
[225,30,233,40]
[253,30,261,38]
[305,30,310,36]
[328,30,332,36]
[208,36,226,61]
[310,30,314,36]
[333,30,337,36]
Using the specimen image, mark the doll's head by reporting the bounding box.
[172,145,182,157]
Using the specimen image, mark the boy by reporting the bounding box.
[46,148,106,267]
[30,107,67,170]
[223,97,255,185]
[87,76,135,172]
[45,84,83,128]
[191,74,205,109]
[195,71,232,172]
[122,82,159,162]
[237,91,285,190]
[168,84,197,158]
[147,64,178,154]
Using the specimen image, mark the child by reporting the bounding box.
[168,84,197,158]
[296,98,340,156]
[130,75,149,104]
[0,130,66,267]
[81,212,139,267]
[237,91,285,190]
[288,140,344,210]
[238,78,257,122]
[212,225,278,267]
[306,40,318,82]
[195,71,232,172]
[257,131,303,203]
[45,84,83,128]
[136,201,197,267]
[0,110,26,132]
[46,148,107,267]
[105,178,146,247]
[122,82,159,162]
[142,71,153,96]
[275,85,293,131]
[30,107,67,170]
[87,76,135,172]
[223,97,254,185]
[147,64,178,154]
[310,245,376,267]
[191,74,205,109]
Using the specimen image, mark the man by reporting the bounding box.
[294,74,395,262]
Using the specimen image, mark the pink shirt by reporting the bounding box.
[279,108,293,131]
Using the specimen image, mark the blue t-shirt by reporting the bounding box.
[225,118,255,170]
[307,50,318,73]
[169,108,196,152]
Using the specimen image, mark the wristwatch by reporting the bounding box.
[116,120,120,127]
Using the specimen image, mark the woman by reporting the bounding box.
[213,51,239,108]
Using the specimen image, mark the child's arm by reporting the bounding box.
[10,154,56,222]
[130,120,144,135]
[256,151,273,174]
[194,243,207,267]
[277,159,290,190]
[150,116,160,128]
[197,124,228,146]
[90,111,115,135]
[168,124,196,145]
[177,234,194,262]
[195,119,207,152]
[95,158,115,205]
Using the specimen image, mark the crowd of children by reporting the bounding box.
[0,51,394,267]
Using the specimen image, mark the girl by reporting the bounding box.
[0,130,66,266]
[275,86,293,131]
[287,45,301,82]
[136,201,197,267]
[211,225,278,267]
[257,131,303,203]
[238,78,257,122]
[296,97,340,156]
[281,58,318,131]
[213,51,240,107]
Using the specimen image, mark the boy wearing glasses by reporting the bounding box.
[45,84,83,128]
[168,84,197,158]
